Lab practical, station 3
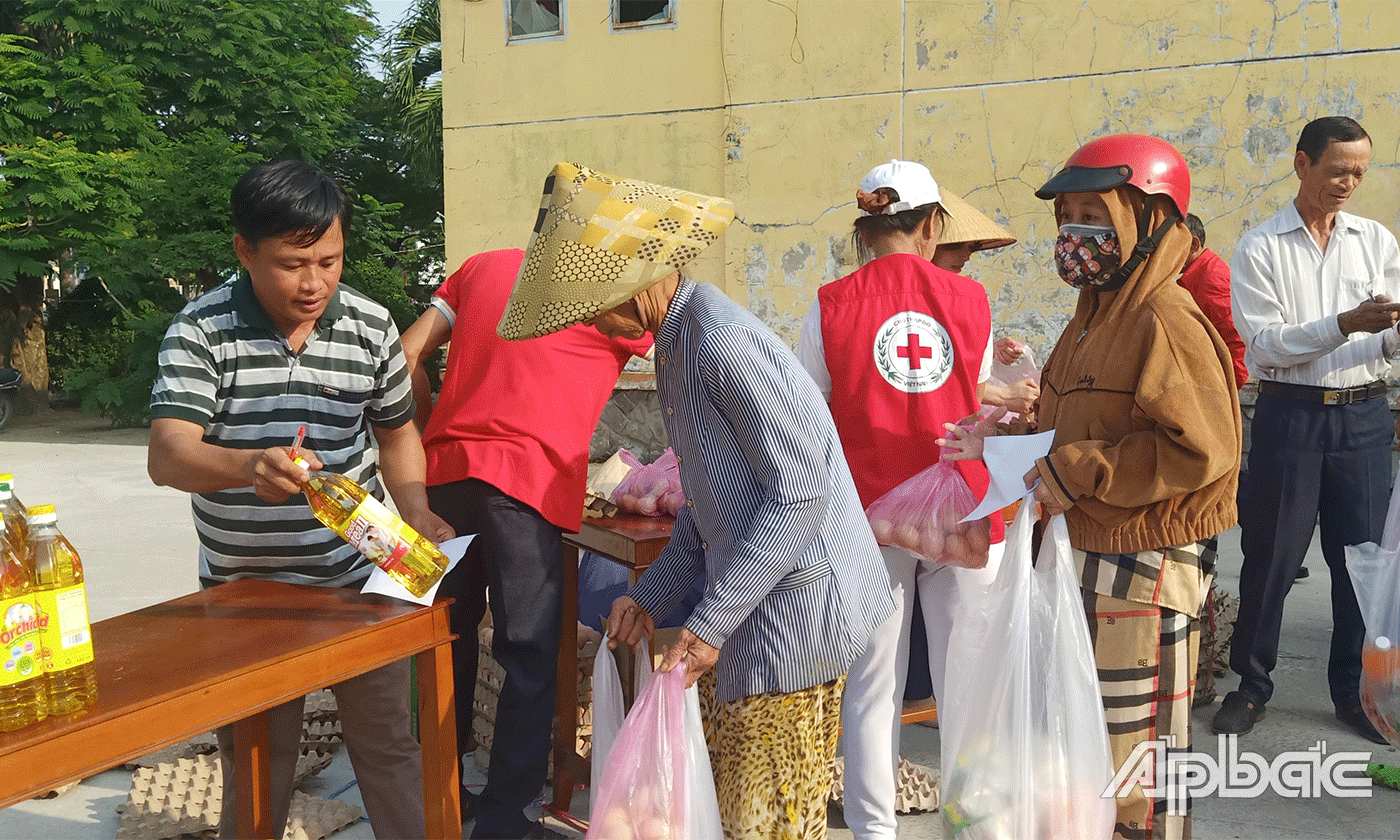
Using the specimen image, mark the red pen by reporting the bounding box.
[289,425,306,461]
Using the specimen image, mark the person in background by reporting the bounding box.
[1179,213,1248,389]
[1217,116,1399,746]
[796,160,1005,840]
[148,160,449,840]
[399,248,651,839]
[502,162,893,839]
[944,134,1240,839]
[1177,212,1271,578]
[931,188,1039,417]
[901,188,1036,726]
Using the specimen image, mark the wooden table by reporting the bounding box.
[0,579,461,839]
[552,514,672,811]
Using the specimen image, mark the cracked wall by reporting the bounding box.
[445,0,1400,357]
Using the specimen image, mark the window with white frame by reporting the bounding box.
[506,0,564,42]
[612,0,674,30]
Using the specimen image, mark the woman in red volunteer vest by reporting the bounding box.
[795,160,1003,840]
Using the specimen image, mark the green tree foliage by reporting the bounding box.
[384,0,442,180]
[343,257,419,333]
[0,0,444,425]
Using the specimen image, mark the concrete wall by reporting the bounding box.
[444,0,1400,360]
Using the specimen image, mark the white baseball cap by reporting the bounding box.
[858,160,942,216]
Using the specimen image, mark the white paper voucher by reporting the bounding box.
[959,431,1056,523]
[360,534,475,605]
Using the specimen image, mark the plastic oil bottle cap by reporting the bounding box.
[26,504,56,526]
[1377,636,1392,651]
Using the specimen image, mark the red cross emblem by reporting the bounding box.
[897,333,933,370]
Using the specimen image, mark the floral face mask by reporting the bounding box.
[1054,224,1121,288]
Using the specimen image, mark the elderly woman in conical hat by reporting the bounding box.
[500,162,895,838]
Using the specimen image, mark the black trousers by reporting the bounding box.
[1232,391,1391,710]
[428,478,563,840]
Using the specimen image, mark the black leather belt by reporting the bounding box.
[1257,379,1387,405]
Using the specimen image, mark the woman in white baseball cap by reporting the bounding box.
[795,159,1005,840]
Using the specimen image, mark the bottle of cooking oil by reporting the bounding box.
[28,504,97,714]
[0,475,29,562]
[0,510,47,731]
[293,459,449,598]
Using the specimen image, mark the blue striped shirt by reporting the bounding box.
[629,279,894,702]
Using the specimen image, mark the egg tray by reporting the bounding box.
[115,749,348,840]
[829,757,940,815]
[122,734,220,770]
[472,624,597,777]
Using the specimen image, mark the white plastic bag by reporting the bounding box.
[585,664,722,840]
[1344,479,1400,747]
[590,639,656,813]
[940,495,1115,840]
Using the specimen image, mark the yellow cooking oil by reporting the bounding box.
[28,504,97,715]
[0,510,47,731]
[295,461,448,598]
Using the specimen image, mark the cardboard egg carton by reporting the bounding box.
[282,790,362,840]
[302,688,339,723]
[302,717,343,753]
[116,751,357,840]
[32,780,79,799]
[470,715,590,777]
[117,753,222,838]
[830,757,939,815]
[296,746,335,786]
[123,734,220,770]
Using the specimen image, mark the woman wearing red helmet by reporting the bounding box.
[945,134,1241,840]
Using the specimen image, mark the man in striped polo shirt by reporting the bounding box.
[148,160,452,840]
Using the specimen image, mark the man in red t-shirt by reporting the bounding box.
[1180,213,1248,389]
[401,249,650,840]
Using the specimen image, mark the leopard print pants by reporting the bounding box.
[698,671,845,840]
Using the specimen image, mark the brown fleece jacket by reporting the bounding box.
[1035,188,1241,554]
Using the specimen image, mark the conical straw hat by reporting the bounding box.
[938,189,1016,251]
[498,162,735,340]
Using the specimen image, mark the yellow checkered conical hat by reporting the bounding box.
[498,162,736,340]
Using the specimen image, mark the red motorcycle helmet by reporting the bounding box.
[1036,134,1190,216]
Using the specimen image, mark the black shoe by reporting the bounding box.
[1336,705,1389,745]
[521,824,570,840]
[1295,565,1310,580]
[460,788,476,824]
[1213,691,1266,735]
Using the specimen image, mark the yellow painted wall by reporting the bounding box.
[444,0,1400,355]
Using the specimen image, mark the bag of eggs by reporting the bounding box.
[865,460,992,568]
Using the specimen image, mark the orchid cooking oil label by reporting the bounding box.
[34,584,93,671]
[0,596,48,686]
[343,495,413,574]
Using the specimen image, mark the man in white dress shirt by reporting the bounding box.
[1218,116,1399,744]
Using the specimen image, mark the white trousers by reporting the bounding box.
[840,543,1004,840]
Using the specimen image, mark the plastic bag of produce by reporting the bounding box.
[865,459,991,568]
[585,663,722,840]
[1343,478,1400,747]
[940,495,1115,839]
[590,639,658,812]
[612,449,685,517]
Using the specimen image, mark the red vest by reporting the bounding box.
[819,253,1004,544]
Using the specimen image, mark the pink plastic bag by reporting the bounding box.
[612,449,686,517]
[865,459,990,568]
[585,663,722,840]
